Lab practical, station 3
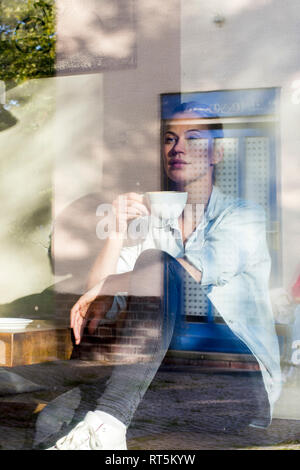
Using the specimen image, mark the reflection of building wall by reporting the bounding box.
[180,0,300,290]
[0,79,55,305]
[53,0,181,295]
[1,0,300,317]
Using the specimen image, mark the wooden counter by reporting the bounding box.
[0,322,73,367]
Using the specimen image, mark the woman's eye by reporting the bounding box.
[185,132,203,140]
[164,135,176,144]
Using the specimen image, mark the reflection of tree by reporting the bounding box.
[0,0,55,87]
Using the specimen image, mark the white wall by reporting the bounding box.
[0,79,55,303]
[1,0,299,305]
[52,0,181,294]
[180,0,300,290]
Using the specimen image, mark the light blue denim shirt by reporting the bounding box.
[113,186,282,417]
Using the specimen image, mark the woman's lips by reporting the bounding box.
[169,160,189,169]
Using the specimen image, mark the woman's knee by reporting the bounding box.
[133,249,184,283]
[129,250,166,297]
[133,249,165,270]
[134,249,179,269]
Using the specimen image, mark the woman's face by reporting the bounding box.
[163,112,215,186]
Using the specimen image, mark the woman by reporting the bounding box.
[49,103,281,450]
[71,103,223,344]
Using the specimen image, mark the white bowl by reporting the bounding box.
[0,318,33,332]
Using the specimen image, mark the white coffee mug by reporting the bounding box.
[145,191,188,221]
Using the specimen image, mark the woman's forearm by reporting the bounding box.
[87,232,125,289]
[87,193,149,290]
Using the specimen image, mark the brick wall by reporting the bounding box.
[55,292,259,370]
[66,295,163,364]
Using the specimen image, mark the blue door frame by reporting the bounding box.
[162,88,281,354]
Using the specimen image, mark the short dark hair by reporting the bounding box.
[172,101,215,118]
[170,101,223,134]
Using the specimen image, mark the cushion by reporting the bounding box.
[0,369,46,396]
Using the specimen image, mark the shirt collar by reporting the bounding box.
[205,185,222,222]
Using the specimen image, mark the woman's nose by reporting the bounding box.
[172,136,186,154]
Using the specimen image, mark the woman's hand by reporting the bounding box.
[112,192,149,234]
[70,280,106,345]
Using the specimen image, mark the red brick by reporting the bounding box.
[230,361,260,370]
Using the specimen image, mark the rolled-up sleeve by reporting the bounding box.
[185,203,268,287]
[116,244,141,274]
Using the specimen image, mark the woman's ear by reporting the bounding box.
[212,143,224,165]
